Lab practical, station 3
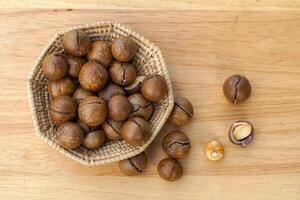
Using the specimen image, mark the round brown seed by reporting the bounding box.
[102,119,123,140]
[162,131,191,159]
[62,30,91,56]
[83,130,106,149]
[168,97,193,126]
[157,158,183,182]
[57,122,84,150]
[87,41,113,67]
[108,95,132,121]
[48,77,75,99]
[111,36,137,62]
[42,53,68,81]
[141,74,167,102]
[118,152,147,176]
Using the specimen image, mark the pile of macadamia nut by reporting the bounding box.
[43,30,168,153]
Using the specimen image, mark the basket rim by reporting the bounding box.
[28,21,174,166]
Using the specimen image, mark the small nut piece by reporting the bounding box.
[109,61,136,86]
[203,140,224,161]
[128,93,153,120]
[66,56,86,78]
[83,130,106,149]
[62,30,91,56]
[162,131,191,159]
[98,83,125,102]
[57,122,85,150]
[102,119,123,140]
[112,36,137,62]
[223,74,252,104]
[157,158,183,182]
[108,95,132,121]
[124,76,145,94]
[87,41,113,67]
[42,53,68,81]
[118,152,147,176]
[168,97,193,126]
[72,87,94,104]
[121,117,151,146]
[79,61,108,92]
[78,96,107,126]
[229,120,254,146]
[48,77,76,99]
[141,74,167,102]
[49,95,77,125]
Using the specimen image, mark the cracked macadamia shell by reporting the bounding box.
[87,41,113,67]
[72,87,94,104]
[62,30,91,56]
[42,53,69,81]
[109,61,136,86]
[118,152,147,176]
[111,36,137,62]
[229,120,254,146]
[49,95,78,125]
[141,74,168,102]
[102,119,123,140]
[98,83,125,102]
[128,93,153,120]
[66,56,86,78]
[157,158,183,182]
[162,131,191,159]
[223,74,251,104]
[168,97,193,126]
[57,122,85,150]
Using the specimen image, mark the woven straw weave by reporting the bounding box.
[27,22,174,166]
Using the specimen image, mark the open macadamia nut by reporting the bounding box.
[42,53,69,81]
[141,74,167,102]
[78,96,107,126]
[109,61,136,87]
[121,117,151,146]
[168,97,193,126]
[229,120,254,146]
[157,158,183,182]
[128,93,153,120]
[108,95,132,121]
[66,56,86,78]
[203,140,224,161]
[87,41,113,67]
[98,83,125,102]
[124,76,145,94]
[111,36,137,62]
[102,119,123,140]
[57,122,85,150]
[48,77,76,99]
[62,30,91,56]
[83,130,106,149]
[118,152,147,176]
[162,131,191,159]
[50,95,78,125]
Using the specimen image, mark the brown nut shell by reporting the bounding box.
[50,95,78,125]
[229,120,254,146]
[109,61,136,86]
[98,83,125,102]
[42,53,68,81]
[203,140,224,161]
[111,36,137,62]
[57,122,84,150]
[118,152,147,176]
[48,77,75,99]
[79,61,108,92]
[83,130,106,149]
[102,119,123,140]
[124,76,145,94]
[128,93,153,120]
[223,74,252,104]
[141,74,167,102]
[78,96,107,126]
[168,97,193,126]
[66,56,86,78]
[121,117,151,146]
[72,87,94,104]
[62,30,91,56]
[87,41,113,67]
[108,95,132,121]
[157,158,183,182]
[162,131,191,159]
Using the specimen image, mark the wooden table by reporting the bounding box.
[0,9,299,200]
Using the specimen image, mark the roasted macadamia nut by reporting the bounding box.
[78,96,107,126]
[124,76,145,94]
[108,95,132,121]
[57,122,84,150]
[121,117,151,146]
[162,131,191,159]
[66,56,86,78]
[109,61,136,87]
[102,119,123,140]
[42,53,68,81]
[62,30,91,56]
[98,83,125,102]
[229,120,254,146]
[50,95,77,125]
[79,61,108,92]
[83,130,106,149]
[157,158,183,182]
[111,36,137,62]
[118,152,147,176]
[203,140,224,161]
[168,97,193,126]
[141,74,167,102]
[128,93,153,120]
[72,87,94,104]
[87,41,113,67]
[48,77,75,99]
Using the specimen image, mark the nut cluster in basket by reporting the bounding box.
[42,30,168,150]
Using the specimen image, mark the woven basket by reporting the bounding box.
[27,22,174,166]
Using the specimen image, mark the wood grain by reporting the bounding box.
[1,0,300,10]
[0,9,300,199]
